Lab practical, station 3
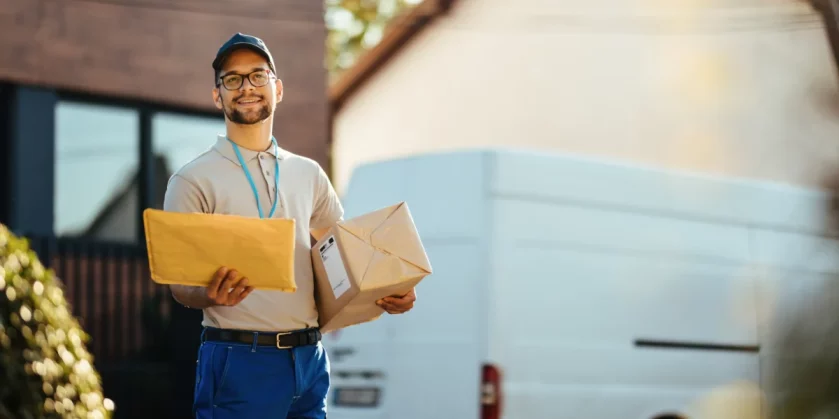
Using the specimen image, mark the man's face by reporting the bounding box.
[212,48,283,125]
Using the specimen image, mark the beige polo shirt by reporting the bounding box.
[162,134,344,332]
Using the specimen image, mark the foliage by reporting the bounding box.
[0,224,114,419]
[325,0,422,79]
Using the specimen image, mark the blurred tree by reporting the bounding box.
[0,224,113,419]
[326,0,422,79]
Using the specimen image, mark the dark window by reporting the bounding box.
[54,101,140,242]
[150,112,225,208]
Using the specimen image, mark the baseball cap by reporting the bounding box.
[212,33,276,83]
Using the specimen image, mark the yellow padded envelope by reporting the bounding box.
[142,208,297,292]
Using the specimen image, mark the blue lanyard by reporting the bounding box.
[228,137,280,219]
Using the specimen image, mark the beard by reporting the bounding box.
[222,95,272,125]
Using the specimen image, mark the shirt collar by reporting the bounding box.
[212,134,290,166]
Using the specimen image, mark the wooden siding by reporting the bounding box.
[0,0,329,166]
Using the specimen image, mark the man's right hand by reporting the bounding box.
[206,267,254,306]
[170,266,254,309]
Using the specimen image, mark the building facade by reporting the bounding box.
[0,1,331,417]
[330,0,839,195]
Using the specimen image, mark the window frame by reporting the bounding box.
[56,89,222,243]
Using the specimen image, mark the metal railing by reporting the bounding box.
[28,236,173,362]
[25,235,199,418]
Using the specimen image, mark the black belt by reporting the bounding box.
[203,327,322,349]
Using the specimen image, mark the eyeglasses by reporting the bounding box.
[217,69,275,91]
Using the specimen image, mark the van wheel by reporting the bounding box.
[651,414,687,419]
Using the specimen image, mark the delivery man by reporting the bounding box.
[162,32,417,419]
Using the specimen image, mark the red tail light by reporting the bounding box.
[480,363,502,419]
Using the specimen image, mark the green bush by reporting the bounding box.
[0,224,113,418]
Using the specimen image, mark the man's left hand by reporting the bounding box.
[377,288,417,314]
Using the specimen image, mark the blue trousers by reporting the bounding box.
[193,329,330,419]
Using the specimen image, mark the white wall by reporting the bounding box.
[331,0,839,194]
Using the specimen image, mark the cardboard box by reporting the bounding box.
[143,209,297,292]
[311,202,432,333]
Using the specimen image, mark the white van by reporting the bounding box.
[322,149,839,419]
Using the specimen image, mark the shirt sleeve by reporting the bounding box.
[310,164,344,230]
[163,174,209,214]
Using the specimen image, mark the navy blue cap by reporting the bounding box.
[212,33,276,82]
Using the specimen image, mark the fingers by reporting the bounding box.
[207,267,229,299]
[207,267,252,306]
[380,302,412,314]
[403,289,417,301]
[237,286,255,303]
[377,288,417,314]
[219,269,242,305]
[230,276,248,297]
[379,302,409,314]
[229,279,252,305]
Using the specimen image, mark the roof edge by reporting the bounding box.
[328,0,457,113]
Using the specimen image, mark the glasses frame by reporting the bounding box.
[217,69,276,91]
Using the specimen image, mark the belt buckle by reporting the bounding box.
[275,331,293,349]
